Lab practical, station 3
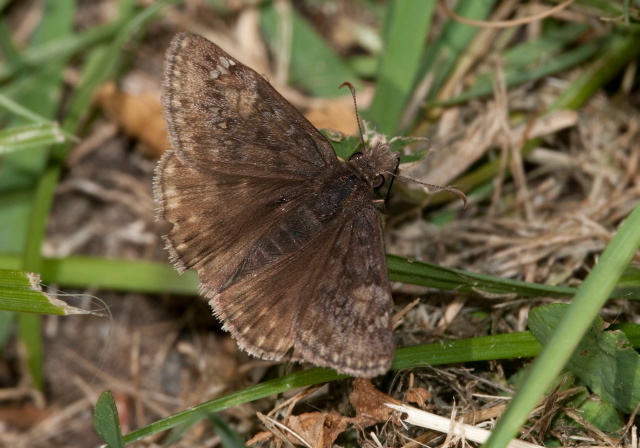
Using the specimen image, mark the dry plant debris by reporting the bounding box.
[392,94,640,285]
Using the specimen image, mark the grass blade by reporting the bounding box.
[0,123,66,154]
[484,201,640,448]
[366,0,435,134]
[0,269,90,315]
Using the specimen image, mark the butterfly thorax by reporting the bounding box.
[314,171,363,220]
[348,141,399,188]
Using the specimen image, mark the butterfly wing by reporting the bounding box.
[155,149,317,291]
[292,206,394,377]
[156,32,394,377]
[210,201,394,378]
[163,32,337,177]
[157,32,341,290]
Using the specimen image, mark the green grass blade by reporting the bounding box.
[0,269,89,315]
[22,166,61,273]
[0,123,67,154]
[387,255,577,298]
[366,0,435,134]
[1,252,638,300]
[40,256,200,295]
[484,201,640,448]
[259,3,360,97]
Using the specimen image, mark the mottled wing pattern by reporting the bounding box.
[292,206,394,377]
[155,149,318,292]
[163,32,337,177]
[156,32,339,291]
[211,203,394,377]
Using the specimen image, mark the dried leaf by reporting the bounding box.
[286,411,350,448]
[349,378,402,428]
[95,82,168,158]
[406,387,431,407]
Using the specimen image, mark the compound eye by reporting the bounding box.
[373,174,385,189]
[349,151,363,161]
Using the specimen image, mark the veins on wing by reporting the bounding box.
[225,171,370,288]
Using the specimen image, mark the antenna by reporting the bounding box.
[385,171,468,209]
[339,83,468,209]
[339,82,366,150]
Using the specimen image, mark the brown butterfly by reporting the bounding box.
[154,32,399,378]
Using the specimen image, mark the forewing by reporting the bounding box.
[164,32,337,177]
[211,203,394,377]
[154,150,314,292]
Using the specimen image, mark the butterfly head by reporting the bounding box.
[348,138,399,191]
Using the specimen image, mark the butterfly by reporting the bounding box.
[154,32,399,378]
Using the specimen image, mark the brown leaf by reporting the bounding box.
[405,387,431,407]
[349,378,402,428]
[246,430,276,446]
[95,82,168,158]
[0,404,48,430]
[286,411,351,448]
[303,96,360,136]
